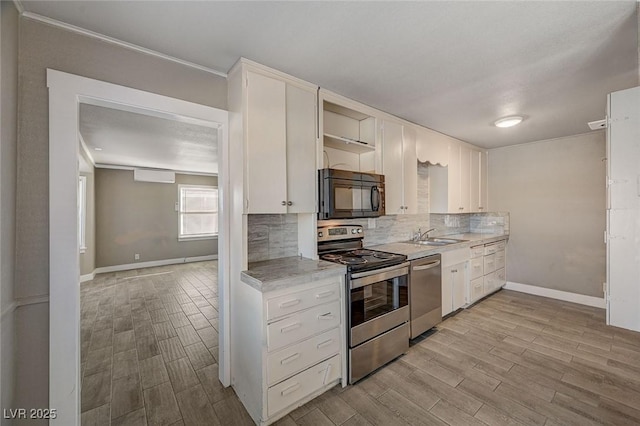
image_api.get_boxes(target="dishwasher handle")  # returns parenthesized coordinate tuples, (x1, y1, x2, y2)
(412, 260, 441, 271)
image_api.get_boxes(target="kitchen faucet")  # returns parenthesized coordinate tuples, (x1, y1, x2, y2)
(413, 227, 436, 241)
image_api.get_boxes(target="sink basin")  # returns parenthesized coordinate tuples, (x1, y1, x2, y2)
(405, 237, 467, 246)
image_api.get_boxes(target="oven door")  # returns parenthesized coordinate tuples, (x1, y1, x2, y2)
(349, 262, 409, 347)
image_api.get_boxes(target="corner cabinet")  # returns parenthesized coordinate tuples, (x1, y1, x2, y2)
(235, 275, 345, 425)
(382, 120, 417, 214)
(229, 60, 318, 214)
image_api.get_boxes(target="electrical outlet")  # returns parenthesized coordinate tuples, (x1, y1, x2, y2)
(368, 218, 376, 229)
(135, 253, 140, 261)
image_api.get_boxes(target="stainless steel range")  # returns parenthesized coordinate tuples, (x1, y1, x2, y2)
(318, 224, 409, 383)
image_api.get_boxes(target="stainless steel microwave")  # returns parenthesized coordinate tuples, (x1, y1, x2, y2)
(318, 168, 385, 219)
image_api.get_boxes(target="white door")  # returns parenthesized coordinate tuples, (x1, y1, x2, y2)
(447, 142, 461, 213)
(479, 150, 488, 212)
(607, 86, 640, 331)
(459, 145, 471, 212)
(246, 71, 287, 213)
(441, 267, 453, 316)
(470, 149, 480, 213)
(451, 263, 467, 311)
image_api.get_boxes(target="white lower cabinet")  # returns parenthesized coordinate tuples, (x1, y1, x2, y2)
(267, 354, 341, 416)
(468, 239, 507, 303)
(234, 275, 345, 425)
(441, 248, 469, 316)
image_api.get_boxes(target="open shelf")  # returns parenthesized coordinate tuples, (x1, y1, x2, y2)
(323, 133, 375, 154)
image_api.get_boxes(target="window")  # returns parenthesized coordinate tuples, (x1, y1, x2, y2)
(178, 185, 218, 240)
(78, 176, 87, 253)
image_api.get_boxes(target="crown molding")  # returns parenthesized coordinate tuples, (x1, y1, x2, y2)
(21, 11, 228, 78)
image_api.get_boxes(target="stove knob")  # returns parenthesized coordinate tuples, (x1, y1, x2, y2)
(351, 229, 356, 234)
(357, 229, 363, 234)
(318, 232, 323, 238)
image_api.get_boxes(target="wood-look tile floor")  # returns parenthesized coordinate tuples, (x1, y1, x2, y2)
(81, 260, 251, 426)
(82, 265, 640, 426)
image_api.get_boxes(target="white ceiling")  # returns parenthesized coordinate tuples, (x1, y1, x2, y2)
(79, 104, 218, 174)
(24, 1, 639, 148)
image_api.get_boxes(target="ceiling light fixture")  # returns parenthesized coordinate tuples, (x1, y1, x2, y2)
(94, 147, 103, 151)
(494, 116, 523, 128)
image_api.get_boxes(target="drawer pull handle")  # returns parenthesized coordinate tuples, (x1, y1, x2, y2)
(318, 313, 335, 320)
(316, 290, 335, 299)
(280, 353, 301, 365)
(281, 382, 301, 396)
(280, 323, 301, 333)
(279, 299, 301, 309)
(316, 339, 334, 349)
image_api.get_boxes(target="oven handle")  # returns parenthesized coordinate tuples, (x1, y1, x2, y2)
(350, 262, 410, 289)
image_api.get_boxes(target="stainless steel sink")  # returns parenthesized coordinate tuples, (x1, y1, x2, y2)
(405, 237, 467, 246)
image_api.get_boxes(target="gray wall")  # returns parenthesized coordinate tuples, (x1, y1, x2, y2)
(95, 169, 218, 268)
(15, 17, 227, 413)
(1, 0, 18, 415)
(488, 131, 606, 298)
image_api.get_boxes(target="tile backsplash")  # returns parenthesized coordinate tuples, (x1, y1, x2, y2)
(247, 214, 298, 262)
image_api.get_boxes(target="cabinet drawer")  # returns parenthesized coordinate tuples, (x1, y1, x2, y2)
(470, 245, 484, 259)
(470, 277, 484, 302)
(267, 354, 341, 417)
(496, 240, 506, 251)
(267, 327, 340, 386)
(470, 258, 484, 280)
(483, 271, 496, 294)
(266, 281, 340, 321)
(484, 253, 496, 274)
(495, 250, 505, 270)
(484, 243, 498, 256)
(267, 300, 341, 352)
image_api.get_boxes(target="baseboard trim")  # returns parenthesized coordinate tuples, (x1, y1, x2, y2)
(80, 272, 96, 283)
(504, 281, 606, 309)
(93, 255, 218, 275)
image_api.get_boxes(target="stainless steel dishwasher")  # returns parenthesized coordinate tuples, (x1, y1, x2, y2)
(409, 254, 442, 339)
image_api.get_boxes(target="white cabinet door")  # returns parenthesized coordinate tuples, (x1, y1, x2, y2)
(382, 120, 405, 214)
(246, 71, 287, 213)
(442, 262, 467, 315)
(447, 142, 461, 213)
(402, 125, 418, 214)
(479, 150, 488, 212)
(470, 149, 488, 213)
(451, 262, 467, 311)
(459, 145, 471, 212)
(286, 84, 317, 213)
(441, 268, 453, 316)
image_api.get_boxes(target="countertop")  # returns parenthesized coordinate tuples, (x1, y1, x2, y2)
(373, 233, 509, 261)
(241, 233, 508, 291)
(241, 256, 346, 293)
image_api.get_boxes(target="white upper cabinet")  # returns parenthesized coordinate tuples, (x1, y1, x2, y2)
(470, 149, 488, 212)
(382, 120, 417, 214)
(430, 139, 487, 214)
(240, 66, 318, 214)
(246, 71, 288, 213)
(285, 84, 317, 213)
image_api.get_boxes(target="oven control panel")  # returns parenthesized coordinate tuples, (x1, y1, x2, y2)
(317, 225, 364, 242)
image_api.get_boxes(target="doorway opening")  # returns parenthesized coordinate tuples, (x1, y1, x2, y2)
(48, 70, 230, 425)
